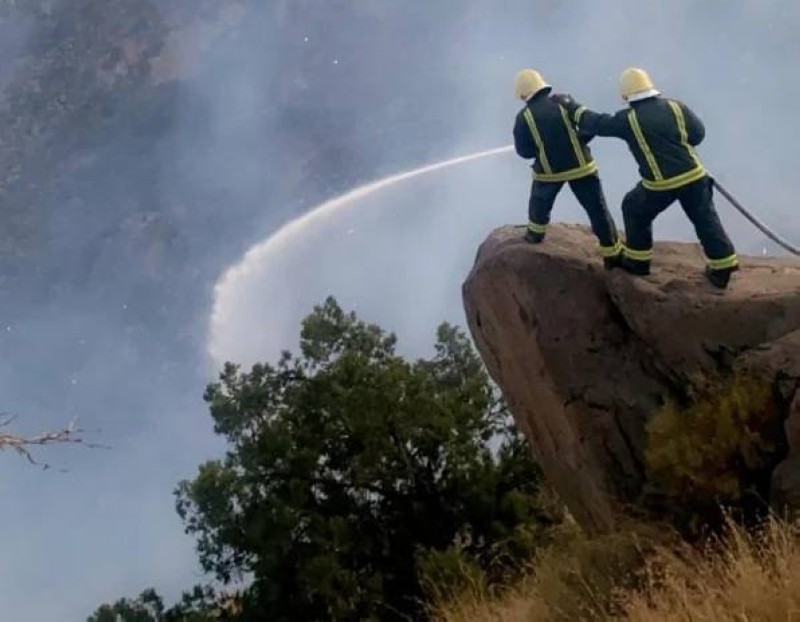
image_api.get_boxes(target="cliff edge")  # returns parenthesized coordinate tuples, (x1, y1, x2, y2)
(463, 224, 800, 531)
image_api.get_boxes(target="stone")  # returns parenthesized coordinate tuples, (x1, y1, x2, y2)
(463, 224, 800, 530)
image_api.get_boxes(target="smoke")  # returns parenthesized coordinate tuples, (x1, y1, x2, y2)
(211, 0, 800, 365)
(0, 1, 798, 620)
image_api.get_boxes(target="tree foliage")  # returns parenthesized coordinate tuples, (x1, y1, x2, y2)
(91, 298, 556, 620)
(87, 588, 166, 622)
(87, 586, 233, 622)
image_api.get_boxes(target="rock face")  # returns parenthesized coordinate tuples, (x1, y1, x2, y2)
(463, 224, 800, 531)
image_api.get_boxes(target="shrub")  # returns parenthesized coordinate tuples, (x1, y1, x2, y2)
(645, 374, 780, 516)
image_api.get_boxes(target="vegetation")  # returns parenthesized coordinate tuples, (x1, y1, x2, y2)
(89, 297, 558, 620)
(89, 301, 799, 621)
(87, 586, 229, 622)
(434, 515, 800, 622)
(645, 373, 784, 530)
(433, 373, 800, 622)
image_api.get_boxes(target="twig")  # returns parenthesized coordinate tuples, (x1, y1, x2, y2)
(0, 417, 108, 470)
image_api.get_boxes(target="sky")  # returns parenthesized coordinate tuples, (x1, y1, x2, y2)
(1, 2, 799, 620)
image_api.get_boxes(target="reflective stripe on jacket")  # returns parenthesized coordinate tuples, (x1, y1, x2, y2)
(575, 97, 706, 191)
(513, 91, 598, 182)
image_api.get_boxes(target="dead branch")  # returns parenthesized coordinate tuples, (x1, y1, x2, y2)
(0, 415, 107, 470)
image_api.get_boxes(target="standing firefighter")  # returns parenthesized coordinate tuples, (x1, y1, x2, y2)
(512, 69, 622, 268)
(558, 68, 739, 288)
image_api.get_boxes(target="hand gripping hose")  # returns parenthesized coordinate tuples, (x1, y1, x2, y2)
(712, 178, 800, 256)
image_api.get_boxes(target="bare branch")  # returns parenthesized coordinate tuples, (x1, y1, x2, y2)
(0, 418, 108, 470)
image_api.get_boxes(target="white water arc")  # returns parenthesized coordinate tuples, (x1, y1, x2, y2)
(208, 143, 515, 363)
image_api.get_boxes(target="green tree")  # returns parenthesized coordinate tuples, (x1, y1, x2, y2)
(87, 588, 165, 622)
(87, 586, 228, 622)
(175, 297, 555, 621)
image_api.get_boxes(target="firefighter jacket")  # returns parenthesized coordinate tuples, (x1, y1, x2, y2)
(571, 96, 707, 191)
(513, 90, 598, 183)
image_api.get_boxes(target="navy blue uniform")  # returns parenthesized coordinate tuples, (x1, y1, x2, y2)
(513, 90, 620, 257)
(567, 96, 737, 273)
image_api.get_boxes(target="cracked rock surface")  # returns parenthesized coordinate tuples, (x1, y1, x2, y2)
(463, 224, 800, 531)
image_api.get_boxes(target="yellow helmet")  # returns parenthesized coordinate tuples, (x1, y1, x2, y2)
(514, 69, 551, 101)
(619, 67, 659, 102)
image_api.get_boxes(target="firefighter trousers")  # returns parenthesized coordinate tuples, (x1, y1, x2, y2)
(528, 174, 619, 253)
(621, 176, 737, 269)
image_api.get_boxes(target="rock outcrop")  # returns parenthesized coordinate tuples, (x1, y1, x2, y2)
(463, 224, 800, 531)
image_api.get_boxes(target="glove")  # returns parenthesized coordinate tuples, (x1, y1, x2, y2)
(552, 93, 583, 120)
(550, 92, 575, 107)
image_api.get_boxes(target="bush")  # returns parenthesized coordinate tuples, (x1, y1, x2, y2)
(645, 373, 782, 524)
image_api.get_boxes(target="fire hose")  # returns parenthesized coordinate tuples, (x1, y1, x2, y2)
(712, 179, 800, 256)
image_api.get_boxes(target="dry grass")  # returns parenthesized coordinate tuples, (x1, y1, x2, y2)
(433, 516, 800, 622)
(625, 516, 800, 621)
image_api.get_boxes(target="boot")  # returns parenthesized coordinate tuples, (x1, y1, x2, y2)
(524, 230, 545, 244)
(603, 253, 623, 271)
(620, 256, 650, 276)
(705, 265, 739, 289)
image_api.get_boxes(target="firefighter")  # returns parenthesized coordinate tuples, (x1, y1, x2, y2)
(555, 68, 739, 289)
(512, 69, 622, 268)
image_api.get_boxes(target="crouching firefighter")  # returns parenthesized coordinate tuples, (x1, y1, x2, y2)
(512, 69, 622, 268)
(556, 67, 739, 289)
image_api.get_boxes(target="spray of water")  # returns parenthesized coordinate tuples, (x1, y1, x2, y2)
(208, 144, 515, 362)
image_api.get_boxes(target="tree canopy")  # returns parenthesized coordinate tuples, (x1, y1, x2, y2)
(90, 298, 557, 621)
(87, 586, 227, 622)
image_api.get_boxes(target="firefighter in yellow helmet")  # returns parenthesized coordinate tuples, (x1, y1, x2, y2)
(512, 69, 622, 268)
(554, 68, 739, 289)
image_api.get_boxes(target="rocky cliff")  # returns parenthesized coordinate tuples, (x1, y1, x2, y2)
(463, 224, 800, 532)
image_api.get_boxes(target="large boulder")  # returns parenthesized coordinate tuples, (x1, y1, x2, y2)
(463, 224, 800, 531)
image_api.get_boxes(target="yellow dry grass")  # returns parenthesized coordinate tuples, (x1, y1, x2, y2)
(433, 516, 800, 622)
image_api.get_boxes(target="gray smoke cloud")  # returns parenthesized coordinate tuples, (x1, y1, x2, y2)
(213, 0, 800, 365)
(0, 2, 797, 620)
